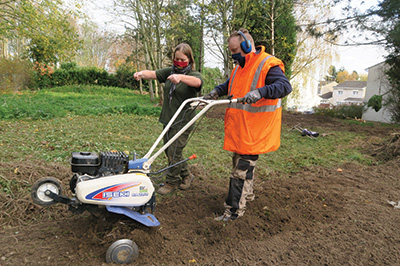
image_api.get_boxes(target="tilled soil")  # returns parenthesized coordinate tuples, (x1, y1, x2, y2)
(1, 109, 400, 265)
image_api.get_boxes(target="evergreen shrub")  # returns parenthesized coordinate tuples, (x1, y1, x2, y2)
(314, 104, 364, 119)
(33, 62, 128, 89)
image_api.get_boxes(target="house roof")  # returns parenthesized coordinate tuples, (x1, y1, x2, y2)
(320, 91, 333, 99)
(366, 61, 386, 70)
(344, 97, 364, 101)
(334, 81, 367, 89)
(319, 81, 336, 87)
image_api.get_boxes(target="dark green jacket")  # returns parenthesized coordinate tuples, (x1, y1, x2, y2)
(156, 67, 203, 129)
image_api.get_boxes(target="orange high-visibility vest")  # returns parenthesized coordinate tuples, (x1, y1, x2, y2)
(224, 46, 285, 155)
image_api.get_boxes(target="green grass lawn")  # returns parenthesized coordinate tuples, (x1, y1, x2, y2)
(0, 85, 161, 120)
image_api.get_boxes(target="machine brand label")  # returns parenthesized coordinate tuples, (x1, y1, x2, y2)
(85, 182, 141, 201)
(132, 186, 149, 197)
(131, 192, 149, 197)
(103, 191, 130, 198)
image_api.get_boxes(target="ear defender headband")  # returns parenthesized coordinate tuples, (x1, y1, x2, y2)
(238, 31, 252, 54)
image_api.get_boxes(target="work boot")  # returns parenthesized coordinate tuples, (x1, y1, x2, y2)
(214, 210, 238, 222)
(179, 174, 194, 190)
(157, 183, 176, 195)
(246, 193, 255, 201)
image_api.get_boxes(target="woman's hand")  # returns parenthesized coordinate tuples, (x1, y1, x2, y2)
(167, 74, 182, 84)
(133, 71, 143, 81)
(168, 74, 202, 88)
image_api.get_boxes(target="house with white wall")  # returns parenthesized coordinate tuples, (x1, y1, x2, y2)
(362, 62, 393, 123)
(318, 81, 337, 106)
(332, 81, 366, 106)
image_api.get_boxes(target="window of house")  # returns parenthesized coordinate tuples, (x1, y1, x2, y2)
(338, 90, 343, 95)
(353, 90, 359, 96)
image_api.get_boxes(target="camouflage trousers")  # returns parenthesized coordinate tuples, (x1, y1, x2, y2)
(224, 153, 259, 218)
(163, 126, 191, 185)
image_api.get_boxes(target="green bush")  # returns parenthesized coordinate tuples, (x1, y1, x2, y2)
(33, 62, 135, 89)
(367, 94, 383, 112)
(31, 61, 226, 93)
(46, 65, 114, 87)
(0, 58, 34, 93)
(314, 104, 364, 119)
(60, 62, 77, 70)
(115, 63, 140, 90)
(201, 67, 225, 95)
(33, 62, 53, 88)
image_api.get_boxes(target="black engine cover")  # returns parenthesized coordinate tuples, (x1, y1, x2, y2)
(70, 152, 100, 175)
(70, 151, 128, 176)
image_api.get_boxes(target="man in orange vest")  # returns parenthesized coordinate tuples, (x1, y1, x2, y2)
(204, 28, 292, 222)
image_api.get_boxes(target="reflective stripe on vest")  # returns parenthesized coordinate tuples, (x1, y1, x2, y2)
(229, 98, 281, 113)
(228, 65, 240, 96)
(249, 55, 272, 91)
(228, 55, 281, 113)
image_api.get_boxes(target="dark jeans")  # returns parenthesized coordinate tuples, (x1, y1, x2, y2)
(163, 126, 191, 185)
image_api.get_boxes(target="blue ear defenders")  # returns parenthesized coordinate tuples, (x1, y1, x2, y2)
(238, 31, 252, 54)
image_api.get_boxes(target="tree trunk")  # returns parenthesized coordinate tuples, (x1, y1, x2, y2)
(135, 32, 143, 95)
(199, 0, 205, 74)
(144, 47, 155, 101)
(1, 39, 9, 58)
(271, 0, 276, 55)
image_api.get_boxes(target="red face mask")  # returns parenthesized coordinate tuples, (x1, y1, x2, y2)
(173, 60, 188, 68)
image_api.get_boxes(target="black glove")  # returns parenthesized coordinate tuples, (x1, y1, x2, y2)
(203, 89, 219, 100)
(244, 89, 262, 104)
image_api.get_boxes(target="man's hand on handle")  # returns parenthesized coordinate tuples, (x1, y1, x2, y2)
(203, 89, 219, 100)
(203, 88, 260, 104)
(243, 89, 262, 104)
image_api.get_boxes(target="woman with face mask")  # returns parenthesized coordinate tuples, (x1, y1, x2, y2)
(134, 43, 203, 195)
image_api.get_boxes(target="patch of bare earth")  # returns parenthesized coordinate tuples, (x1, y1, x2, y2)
(1, 110, 400, 265)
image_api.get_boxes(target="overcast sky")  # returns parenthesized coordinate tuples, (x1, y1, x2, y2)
(335, 44, 386, 75)
(331, 0, 386, 74)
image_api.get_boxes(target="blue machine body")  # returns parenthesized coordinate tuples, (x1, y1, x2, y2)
(128, 158, 149, 170)
(106, 206, 160, 227)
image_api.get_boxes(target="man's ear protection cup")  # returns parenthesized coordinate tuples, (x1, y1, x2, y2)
(238, 31, 251, 54)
